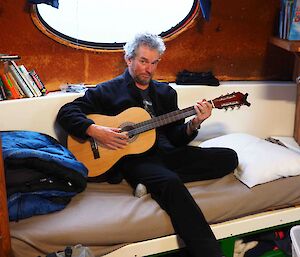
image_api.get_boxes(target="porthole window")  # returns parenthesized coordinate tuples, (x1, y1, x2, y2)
(31, 0, 200, 51)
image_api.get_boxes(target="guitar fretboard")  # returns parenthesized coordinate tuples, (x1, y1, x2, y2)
(127, 106, 196, 137)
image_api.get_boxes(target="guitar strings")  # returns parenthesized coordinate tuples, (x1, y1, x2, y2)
(129, 106, 196, 136)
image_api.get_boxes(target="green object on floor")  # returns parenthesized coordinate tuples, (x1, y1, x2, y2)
(260, 249, 288, 257)
(220, 237, 236, 257)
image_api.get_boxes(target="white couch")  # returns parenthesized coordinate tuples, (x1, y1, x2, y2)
(1, 81, 299, 257)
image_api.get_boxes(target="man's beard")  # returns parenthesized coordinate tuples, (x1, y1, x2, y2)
(134, 73, 152, 85)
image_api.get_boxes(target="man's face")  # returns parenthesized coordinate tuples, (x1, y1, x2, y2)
(126, 45, 161, 87)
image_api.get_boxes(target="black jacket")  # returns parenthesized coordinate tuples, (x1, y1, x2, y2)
(57, 69, 197, 149)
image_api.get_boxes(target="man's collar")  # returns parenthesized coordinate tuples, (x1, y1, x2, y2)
(124, 68, 135, 85)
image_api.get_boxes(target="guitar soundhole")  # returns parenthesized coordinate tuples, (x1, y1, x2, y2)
(120, 122, 138, 143)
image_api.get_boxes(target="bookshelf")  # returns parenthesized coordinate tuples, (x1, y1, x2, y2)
(0, 57, 48, 101)
(270, 37, 300, 144)
(270, 37, 300, 52)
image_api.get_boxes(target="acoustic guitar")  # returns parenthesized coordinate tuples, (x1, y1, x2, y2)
(68, 92, 250, 177)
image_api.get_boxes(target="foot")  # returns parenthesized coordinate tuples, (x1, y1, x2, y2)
(134, 183, 147, 198)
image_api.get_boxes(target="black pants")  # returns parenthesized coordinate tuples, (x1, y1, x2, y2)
(120, 145, 238, 257)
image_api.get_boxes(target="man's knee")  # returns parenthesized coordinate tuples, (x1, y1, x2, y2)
(228, 148, 239, 169)
(164, 173, 182, 187)
(222, 148, 239, 172)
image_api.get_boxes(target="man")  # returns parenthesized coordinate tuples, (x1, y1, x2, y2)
(57, 32, 238, 257)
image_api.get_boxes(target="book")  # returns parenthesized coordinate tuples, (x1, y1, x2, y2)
(9, 61, 39, 97)
(278, 0, 295, 39)
(0, 78, 6, 100)
(0, 54, 20, 61)
(288, 0, 300, 40)
(0, 73, 20, 99)
(8, 64, 34, 98)
(18, 65, 42, 97)
(29, 69, 48, 95)
(6, 71, 26, 98)
(9, 60, 36, 96)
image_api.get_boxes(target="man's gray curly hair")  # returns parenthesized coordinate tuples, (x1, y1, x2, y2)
(124, 32, 166, 60)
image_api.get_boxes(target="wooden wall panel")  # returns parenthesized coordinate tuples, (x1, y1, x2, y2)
(0, 0, 294, 91)
(0, 138, 12, 257)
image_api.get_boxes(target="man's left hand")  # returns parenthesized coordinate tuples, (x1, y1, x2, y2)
(190, 100, 212, 130)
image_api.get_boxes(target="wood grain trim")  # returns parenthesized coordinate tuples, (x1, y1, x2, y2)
(30, 4, 200, 52)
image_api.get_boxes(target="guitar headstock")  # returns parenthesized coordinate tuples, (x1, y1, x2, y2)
(212, 92, 251, 110)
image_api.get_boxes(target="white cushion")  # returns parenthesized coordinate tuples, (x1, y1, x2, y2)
(199, 133, 300, 187)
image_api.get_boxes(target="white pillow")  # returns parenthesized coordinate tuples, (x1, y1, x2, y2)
(199, 133, 300, 188)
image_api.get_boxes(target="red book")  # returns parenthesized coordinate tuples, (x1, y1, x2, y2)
(0, 73, 20, 99)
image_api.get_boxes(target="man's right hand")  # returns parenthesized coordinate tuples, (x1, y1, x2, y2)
(86, 124, 129, 150)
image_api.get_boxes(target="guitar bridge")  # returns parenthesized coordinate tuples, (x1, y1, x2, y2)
(89, 138, 100, 159)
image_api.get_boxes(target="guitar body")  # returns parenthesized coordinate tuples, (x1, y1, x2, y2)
(67, 107, 156, 177)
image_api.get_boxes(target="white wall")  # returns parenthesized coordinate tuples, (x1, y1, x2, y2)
(173, 81, 296, 141)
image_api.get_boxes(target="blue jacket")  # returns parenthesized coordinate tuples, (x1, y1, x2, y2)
(2, 130, 88, 221)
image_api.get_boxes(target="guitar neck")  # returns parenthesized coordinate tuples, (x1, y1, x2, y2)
(125, 90, 251, 138)
(127, 105, 197, 137)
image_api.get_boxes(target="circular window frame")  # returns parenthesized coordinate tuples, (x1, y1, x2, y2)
(30, 1, 200, 52)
